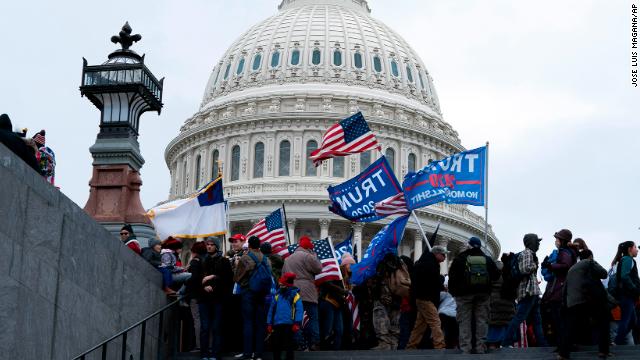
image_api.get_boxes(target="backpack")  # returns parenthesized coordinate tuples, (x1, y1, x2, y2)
(247, 251, 273, 294)
(465, 255, 490, 288)
(509, 252, 525, 282)
(388, 262, 411, 298)
(500, 252, 520, 300)
(541, 250, 558, 282)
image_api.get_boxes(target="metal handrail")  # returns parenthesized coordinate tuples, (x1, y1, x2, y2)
(71, 297, 182, 360)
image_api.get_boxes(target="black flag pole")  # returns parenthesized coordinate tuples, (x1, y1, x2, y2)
(424, 222, 441, 253)
(282, 202, 291, 246)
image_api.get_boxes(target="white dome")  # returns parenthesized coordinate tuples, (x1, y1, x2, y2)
(165, 0, 500, 260)
(201, 0, 441, 114)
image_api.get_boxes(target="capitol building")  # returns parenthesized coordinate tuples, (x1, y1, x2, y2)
(164, 0, 500, 263)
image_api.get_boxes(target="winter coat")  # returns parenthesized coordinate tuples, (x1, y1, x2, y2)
(617, 256, 640, 299)
(269, 254, 284, 281)
(542, 247, 577, 303)
(438, 291, 456, 317)
(448, 247, 499, 297)
(411, 251, 443, 304)
(234, 248, 263, 288)
(282, 247, 322, 303)
(267, 287, 304, 326)
(202, 252, 234, 301)
(124, 236, 141, 255)
(160, 249, 183, 273)
(185, 254, 206, 302)
(0, 120, 40, 172)
(141, 247, 161, 268)
(489, 275, 516, 326)
(564, 258, 608, 308)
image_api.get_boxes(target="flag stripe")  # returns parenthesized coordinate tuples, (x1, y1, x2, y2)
(374, 193, 409, 216)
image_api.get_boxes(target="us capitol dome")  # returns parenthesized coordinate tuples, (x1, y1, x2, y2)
(164, 0, 500, 263)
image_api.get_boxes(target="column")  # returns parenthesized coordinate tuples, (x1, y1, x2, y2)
(287, 218, 297, 244)
(413, 230, 423, 262)
(319, 218, 331, 239)
(352, 222, 364, 261)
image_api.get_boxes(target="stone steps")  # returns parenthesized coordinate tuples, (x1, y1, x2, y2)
(175, 346, 640, 359)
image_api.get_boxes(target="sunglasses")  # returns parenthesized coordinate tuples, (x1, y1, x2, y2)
(120, 232, 129, 235)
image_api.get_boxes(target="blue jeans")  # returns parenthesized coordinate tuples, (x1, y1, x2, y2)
(241, 290, 267, 358)
(199, 301, 223, 358)
(501, 295, 547, 347)
(398, 310, 416, 350)
(319, 299, 343, 350)
(615, 294, 637, 345)
(300, 301, 319, 348)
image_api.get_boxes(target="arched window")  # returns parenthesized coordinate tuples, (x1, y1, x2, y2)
(231, 145, 240, 181)
(408, 153, 417, 173)
(418, 71, 426, 90)
(305, 140, 318, 176)
(279, 140, 290, 176)
(254, 142, 264, 178)
(333, 157, 344, 177)
(291, 49, 300, 65)
(213, 66, 221, 85)
(360, 151, 371, 170)
(333, 50, 342, 66)
(373, 55, 382, 73)
(390, 60, 399, 77)
(211, 150, 219, 179)
(271, 51, 280, 67)
(194, 155, 201, 190)
(252, 53, 262, 71)
(236, 57, 245, 75)
(354, 52, 363, 69)
(406, 65, 414, 83)
(223, 63, 231, 80)
(385, 148, 395, 172)
(312, 49, 321, 65)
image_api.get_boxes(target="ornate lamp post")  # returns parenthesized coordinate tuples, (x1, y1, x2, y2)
(80, 22, 164, 243)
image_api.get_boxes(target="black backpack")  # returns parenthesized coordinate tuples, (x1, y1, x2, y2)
(500, 252, 522, 300)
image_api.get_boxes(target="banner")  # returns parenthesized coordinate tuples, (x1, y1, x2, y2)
(350, 215, 410, 285)
(147, 177, 227, 239)
(334, 233, 353, 264)
(403, 146, 486, 210)
(327, 156, 402, 222)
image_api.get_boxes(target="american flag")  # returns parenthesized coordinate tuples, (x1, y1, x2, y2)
(346, 292, 360, 331)
(246, 209, 289, 257)
(286, 238, 342, 284)
(374, 192, 409, 216)
(310, 112, 381, 166)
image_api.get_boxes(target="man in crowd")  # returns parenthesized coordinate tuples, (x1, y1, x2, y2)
(120, 224, 141, 255)
(448, 237, 499, 354)
(406, 245, 448, 349)
(282, 236, 322, 350)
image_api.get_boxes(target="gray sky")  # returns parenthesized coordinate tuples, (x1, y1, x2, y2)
(1, 0, 638, 267)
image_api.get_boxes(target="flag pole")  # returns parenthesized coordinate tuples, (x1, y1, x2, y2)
(484, 141, 489, 246)
(411, 210, 431, 252)
(282, 202, 291, 246)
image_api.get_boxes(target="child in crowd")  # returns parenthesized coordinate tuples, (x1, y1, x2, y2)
(267, 272, 304, 360)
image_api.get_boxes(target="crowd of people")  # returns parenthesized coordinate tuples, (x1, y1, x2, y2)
(0, 113, 56, 184)
(120, 223, 640, 360)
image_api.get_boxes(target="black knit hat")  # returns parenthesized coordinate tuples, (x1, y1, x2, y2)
(121, 224, 134, 236)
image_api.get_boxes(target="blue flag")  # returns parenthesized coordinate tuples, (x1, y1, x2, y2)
(350, 215, 410, 285)
(327, 156, 402, 222)
(334, 233, 353, 264)
(403, 146, 486, 210)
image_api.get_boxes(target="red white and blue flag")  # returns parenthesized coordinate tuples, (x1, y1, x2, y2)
(310, 112, 381, 166)
(246, 208, 289, 257)
(374, 192, 409, 217)
(346, 291, 360, 331)
(286, 238, 342, 285)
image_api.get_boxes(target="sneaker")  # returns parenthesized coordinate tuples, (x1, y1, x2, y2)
(233, 353, 244, 359)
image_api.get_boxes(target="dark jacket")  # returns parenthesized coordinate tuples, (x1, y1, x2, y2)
(185, 254, 207, 302)
(489, 274, 515, 325)
(617, 256, 640, 299)
(411, 251, 443, 304)
(0, 124, 39, 172)
(565, 259, 608, 308)
(203, 252, 234, 301)
(141, 247, 162, 268)
(543, 247, 577, 303)
(448, 247, 499, 297)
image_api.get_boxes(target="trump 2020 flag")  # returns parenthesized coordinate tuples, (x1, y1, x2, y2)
(147, 177, 227, 240)
(350, 214, 410, 285)
(327, 156, 401, 223)
(310, 112, 381, 166)
(334, 233, 353, 264)
(403, 146, 486, 210)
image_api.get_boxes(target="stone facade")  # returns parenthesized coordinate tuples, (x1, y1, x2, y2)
(0, 143, 167, 359)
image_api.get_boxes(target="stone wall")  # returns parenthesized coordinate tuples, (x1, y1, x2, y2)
(0, 142, 167, 359)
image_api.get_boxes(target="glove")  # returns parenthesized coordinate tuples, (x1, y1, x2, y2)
(292, 324, 300, 333)
(267, 325, 273, 334)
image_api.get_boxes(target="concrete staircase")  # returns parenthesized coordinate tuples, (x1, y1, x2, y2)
(176, 346, 640, 359)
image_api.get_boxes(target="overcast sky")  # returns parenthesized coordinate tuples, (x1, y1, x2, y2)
(1, 0, 638, 267)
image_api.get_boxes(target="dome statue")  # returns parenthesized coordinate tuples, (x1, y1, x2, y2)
(164, 0, 500, 261)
